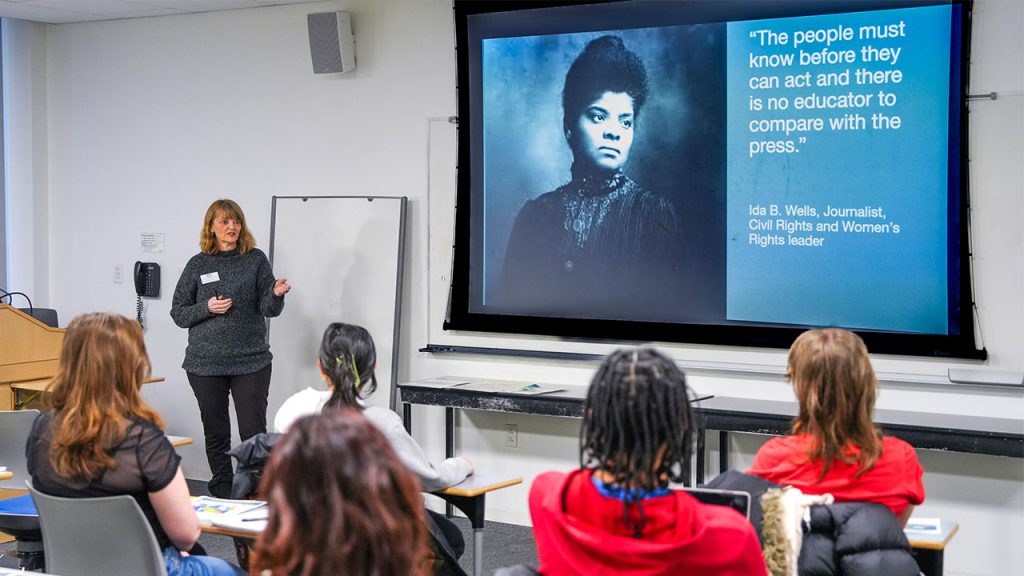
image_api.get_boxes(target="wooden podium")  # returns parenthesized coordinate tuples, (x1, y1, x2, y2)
(0, 304, 64, 411)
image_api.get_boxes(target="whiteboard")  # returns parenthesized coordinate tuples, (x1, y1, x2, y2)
(268, 196, 407, 416)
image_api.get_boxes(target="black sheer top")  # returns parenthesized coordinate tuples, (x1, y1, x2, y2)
(26, 411, 182, 549)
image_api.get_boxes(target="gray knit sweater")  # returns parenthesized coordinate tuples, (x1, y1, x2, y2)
(170, 248, 285, 376)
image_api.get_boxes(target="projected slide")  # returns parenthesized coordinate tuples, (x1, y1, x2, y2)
(725, 5, 951, 333)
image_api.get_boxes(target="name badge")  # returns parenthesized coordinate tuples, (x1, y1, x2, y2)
(200, 272, 220, 284)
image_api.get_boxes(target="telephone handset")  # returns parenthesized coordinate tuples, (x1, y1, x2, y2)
(134, 262, 161, 297)
(134, 261, 160, 330)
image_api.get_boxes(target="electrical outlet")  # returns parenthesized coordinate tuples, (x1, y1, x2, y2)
(504, 424, 518, 448)
(113, 264, 123, 284)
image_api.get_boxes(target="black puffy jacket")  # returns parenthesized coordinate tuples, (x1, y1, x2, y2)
(799, 502, 920, 576)
(705, 470, 920, 576)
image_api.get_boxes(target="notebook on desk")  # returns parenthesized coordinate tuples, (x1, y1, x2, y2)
(210, 505, 269, 533)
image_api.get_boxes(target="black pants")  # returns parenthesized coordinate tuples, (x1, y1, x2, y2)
(187, 365, 272, 497)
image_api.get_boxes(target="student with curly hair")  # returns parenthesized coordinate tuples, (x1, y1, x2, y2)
(529, 348, 766, 575)
(250, 410, 429, 576)
(748, 328, 925, 525)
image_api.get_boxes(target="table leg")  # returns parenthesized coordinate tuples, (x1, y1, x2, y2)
(696, 423, 706, 485)
(914, 548, 943, 576)
(403, 402, 412, 433)
(438, 491, 486, 576)
(473, 528, 484, 576)
(719, 431, 730, 473)
(231, 537, 251, 571)
(446, 407, 454, 518)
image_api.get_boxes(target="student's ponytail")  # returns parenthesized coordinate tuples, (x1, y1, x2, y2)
(320, 323, 378, 411)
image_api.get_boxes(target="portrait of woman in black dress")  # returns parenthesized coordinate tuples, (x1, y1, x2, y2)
(498, 35, 689, 321)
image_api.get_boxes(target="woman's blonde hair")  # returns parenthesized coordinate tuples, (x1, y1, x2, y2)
(788, 328, 882, 479)
(199, 198, 256, 254)
(45, 313, 163, 480)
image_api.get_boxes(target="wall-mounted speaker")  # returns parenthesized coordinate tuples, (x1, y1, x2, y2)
(308, 11, 355, 74)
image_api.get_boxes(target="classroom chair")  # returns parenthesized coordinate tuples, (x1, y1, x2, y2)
(0, 410, 43, 570)
(28, 482, 168, 576)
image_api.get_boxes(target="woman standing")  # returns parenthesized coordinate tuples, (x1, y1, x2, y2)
(171, 198, 290, 498)
(27, 313, 243, 576)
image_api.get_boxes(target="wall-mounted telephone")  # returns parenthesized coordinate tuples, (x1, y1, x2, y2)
(134, 261, 160, 330)
(134, 261, 161, 297)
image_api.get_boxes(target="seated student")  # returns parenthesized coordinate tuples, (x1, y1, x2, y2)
(530, 348, 767, 576)
(250, 410, 429, 576)
(274, 322, 473, 557)
(747, 328, 925, 525)
(26, 313, 243, 576)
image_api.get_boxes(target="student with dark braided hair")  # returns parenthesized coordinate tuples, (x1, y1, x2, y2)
(273, 322, 473, 559)
(529, 348, 767, 575)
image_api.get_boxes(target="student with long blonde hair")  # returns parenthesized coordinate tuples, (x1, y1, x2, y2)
(748, 328, 925, 525)
(26, 313, 243, 575)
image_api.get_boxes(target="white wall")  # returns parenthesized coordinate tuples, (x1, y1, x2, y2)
(2, 18, 47, 296)
(3, 1, 1022, 574)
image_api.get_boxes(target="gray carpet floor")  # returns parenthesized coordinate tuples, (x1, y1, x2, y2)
(2, 479, 538, 575)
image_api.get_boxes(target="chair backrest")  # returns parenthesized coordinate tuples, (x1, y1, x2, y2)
(28, 482, 168, 576)
(17, 308, 58, 327)
(0, 409, 40, 489)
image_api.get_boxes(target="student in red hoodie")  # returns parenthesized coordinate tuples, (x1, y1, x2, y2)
(529, 348, 767, 576)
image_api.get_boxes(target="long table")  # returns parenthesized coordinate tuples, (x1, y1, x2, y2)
(699, 396, 1024, 482)
(398, 382, 711, 485)
(399, 382, 1024, 487)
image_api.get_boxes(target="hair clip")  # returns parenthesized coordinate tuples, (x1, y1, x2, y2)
(351, 355, 362, 391)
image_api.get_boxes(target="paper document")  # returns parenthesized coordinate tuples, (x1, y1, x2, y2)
(191, 496, 266, 523)
(408, 376, 472, 388)
(210, 505, 269, 533)
(904, 517, 941, 534)
(456, 380, 565, 395)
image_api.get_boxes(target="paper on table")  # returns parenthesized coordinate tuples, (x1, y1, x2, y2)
(515, 383, 566, 395)
(456, 380, 565, 395)
(211, 506, 269, 533)
(191, 496, 266, 523)
(904, 517, 941, 534)
(409, 376, 472, 388)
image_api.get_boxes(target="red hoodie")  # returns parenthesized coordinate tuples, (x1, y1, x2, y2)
(529, 469, 768, 576)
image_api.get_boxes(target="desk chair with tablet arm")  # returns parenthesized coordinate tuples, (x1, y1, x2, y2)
(29, 482, 167, 576)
